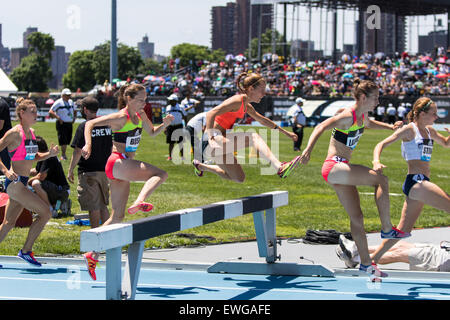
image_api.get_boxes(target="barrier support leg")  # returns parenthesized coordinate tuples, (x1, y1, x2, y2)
(122, 240, 145, 300)
(253, 209, 278, 263)
(105, 247, 122, 300)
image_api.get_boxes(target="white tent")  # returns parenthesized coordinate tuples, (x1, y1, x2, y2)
(0, 68, 18, 97)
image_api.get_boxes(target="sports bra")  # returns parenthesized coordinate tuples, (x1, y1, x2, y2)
(113, 108, 143, 152)
(9, 125, 38, 161)
(332, 108, 365, 150)
(214, 96, 247, 130)
(401, 122, 433, 162)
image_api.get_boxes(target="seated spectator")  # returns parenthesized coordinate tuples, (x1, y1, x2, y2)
(29, 136, 70, 217)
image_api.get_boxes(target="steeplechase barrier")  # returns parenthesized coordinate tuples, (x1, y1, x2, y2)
(80, 191, 334, 300)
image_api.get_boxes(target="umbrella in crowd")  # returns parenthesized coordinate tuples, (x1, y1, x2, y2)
(436, 73, 449, 79)
(342, 73, 353, 79)
(45, 98, 54, 105)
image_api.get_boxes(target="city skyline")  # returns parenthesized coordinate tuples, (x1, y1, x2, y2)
(0, 1, 448, 57)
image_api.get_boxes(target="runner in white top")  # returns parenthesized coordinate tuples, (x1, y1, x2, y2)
(371, 97, 450, 264)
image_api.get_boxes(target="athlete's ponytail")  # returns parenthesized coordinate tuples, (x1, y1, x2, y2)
(236, 72, 265, 94)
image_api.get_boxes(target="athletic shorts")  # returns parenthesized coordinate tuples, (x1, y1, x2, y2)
(408, 243, 450, 272)
(56, 122, 73, 145)
(402, 174, 430, 197)
(105, 152, 127, 180)
(321, 156, 349, 183)
(4, 176, 29, 193)
(77, 171, 109, 211)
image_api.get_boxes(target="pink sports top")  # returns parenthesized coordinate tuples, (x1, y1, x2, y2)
(9, 125, 38, 161)
(214, 96, 247, 130)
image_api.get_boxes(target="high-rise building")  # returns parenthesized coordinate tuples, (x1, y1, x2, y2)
(138, 34, 155, 60)
(363, 13, 406, 56)
(23, 27, 38, 48)
(211, 0, 273, 55)
(0, 24, 11, 73)
(418, 30, 447, 54)
(48, 46, 70, 89)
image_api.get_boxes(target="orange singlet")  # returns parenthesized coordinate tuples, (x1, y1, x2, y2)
(214, 96, 247, 130)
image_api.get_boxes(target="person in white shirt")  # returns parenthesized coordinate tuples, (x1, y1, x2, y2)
(290, 97, 307, 151)
(165, 94, 187, 161)
(180, 92, 200, 123)
(386, 103, 397, 124)
(48, 88, 76, 160)
(186, 112, 207, 162)
(397, 103, 407, 122)
(375, 105, 385, 122)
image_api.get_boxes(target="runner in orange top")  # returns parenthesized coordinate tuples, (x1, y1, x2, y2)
(192, 72, 301, 182)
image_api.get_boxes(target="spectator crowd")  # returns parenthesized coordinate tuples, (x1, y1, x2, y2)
(129, 49, 449, 100)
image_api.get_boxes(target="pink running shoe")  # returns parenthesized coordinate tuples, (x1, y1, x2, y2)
(83, 252, 99, 281)
(127, 202, 154, 215)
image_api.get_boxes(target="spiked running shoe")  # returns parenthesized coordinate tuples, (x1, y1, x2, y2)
(127, 202, 154, 215)
(18, 250, 41, 267)
(84, 252, 99, 281)
(359, 263, 388, 282)
(192, 159, 203, 177)
(277, 156, 301, 179)
(381, 227, 411, 239)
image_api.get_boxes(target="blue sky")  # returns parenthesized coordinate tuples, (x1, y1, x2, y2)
(0, 1, 447, 56)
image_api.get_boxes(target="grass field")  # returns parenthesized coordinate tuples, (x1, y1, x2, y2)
(0, 121, 448, 256)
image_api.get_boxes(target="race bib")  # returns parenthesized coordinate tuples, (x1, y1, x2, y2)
(347, 128, 364, 150)
(420, 139, 433, 162)
(125, 128, 142, 152)
(24, 139, 38, 160)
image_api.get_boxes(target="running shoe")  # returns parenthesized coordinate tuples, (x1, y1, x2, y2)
(192, 159, 203, 177)
(18, 250, 41, 267)
(336, 235, 359, 268)
(381, 227, 411, 239)
(84, 252, 99, 281)
(127, 202, 154, 215)
(359, 263, 388, 282)
(277, 156, 301, 179)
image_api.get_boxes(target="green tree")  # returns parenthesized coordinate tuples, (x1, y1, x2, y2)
(27, 32, 55, 60)
(10, 32, 55, 92)
(92, 41, 143, 83)
(62, 50, 96, 92)
(170, 43, 225, 68)
(138, 57, 164, 75)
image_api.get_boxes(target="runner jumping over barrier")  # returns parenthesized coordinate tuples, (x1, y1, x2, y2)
(81, 83, 174, 280)
(193, 72, 301, 182)
(299, 78, 408, 282)
(370, 97, 450, 264)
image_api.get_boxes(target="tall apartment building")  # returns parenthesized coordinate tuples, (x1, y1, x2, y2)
(211, 0, 273, 55)
(418, 30, 447, 54)
(0, 24, 11, 73)
(362, 12, 406, 56)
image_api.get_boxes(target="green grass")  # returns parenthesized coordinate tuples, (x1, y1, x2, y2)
(0, 121, 449, 256)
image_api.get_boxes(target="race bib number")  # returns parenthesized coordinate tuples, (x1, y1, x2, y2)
(24, 139, 38, 160)
(420, 139, 433, 162)
(125, 128, 142, 152)
(347, 128, 364, 150)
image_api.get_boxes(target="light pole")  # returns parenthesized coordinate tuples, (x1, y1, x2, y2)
(110, 0, 118, 83)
